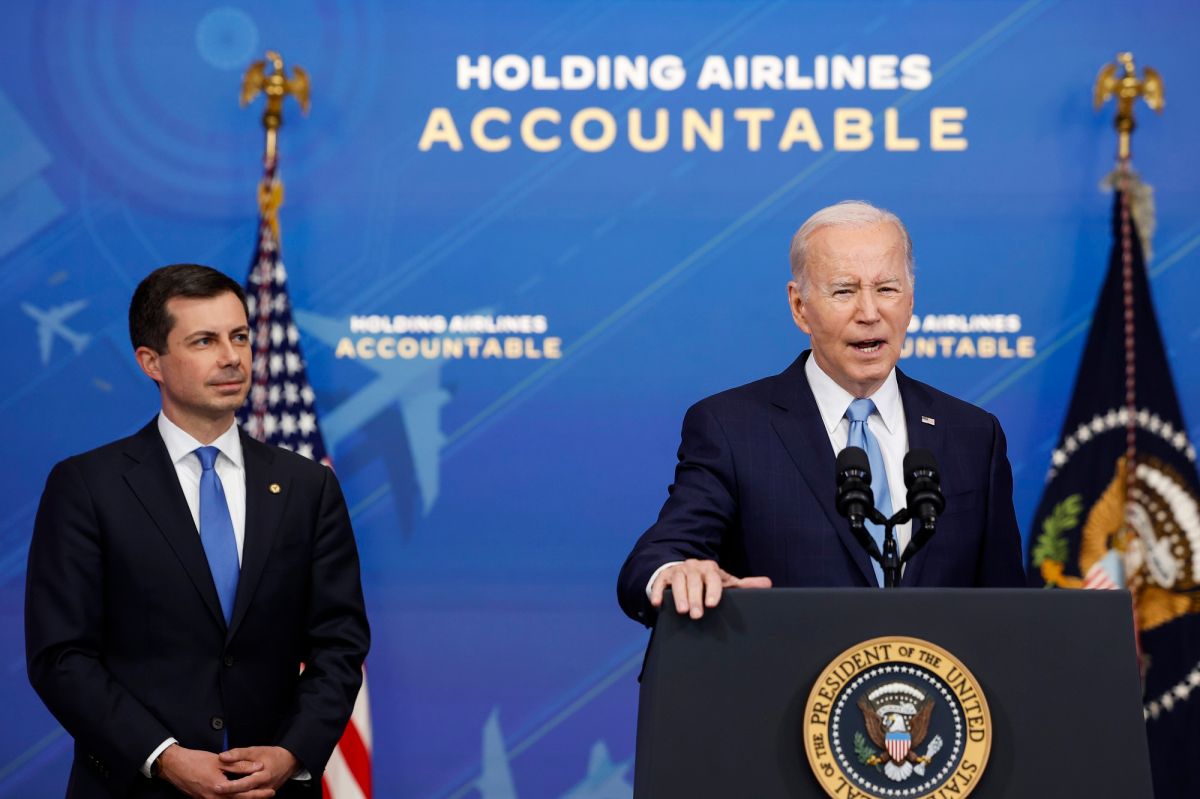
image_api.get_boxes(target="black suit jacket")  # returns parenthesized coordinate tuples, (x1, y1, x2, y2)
(618, 352, 1025, 623)
(26, 420, 370, 797)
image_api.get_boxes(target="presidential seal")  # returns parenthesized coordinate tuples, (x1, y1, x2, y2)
(803, 636, 991, 799)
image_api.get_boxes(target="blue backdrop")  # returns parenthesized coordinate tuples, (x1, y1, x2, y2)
(2, 1, 1199, 796)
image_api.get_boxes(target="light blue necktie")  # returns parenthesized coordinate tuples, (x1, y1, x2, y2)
(195, 446, 240, 624)
(845, 399, 892, 587)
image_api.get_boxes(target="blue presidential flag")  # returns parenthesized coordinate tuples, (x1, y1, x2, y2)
(1029, 178, 1200, 799)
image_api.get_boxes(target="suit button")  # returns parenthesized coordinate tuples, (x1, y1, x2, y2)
(211, 716, 225, 731)
(224, 654, 235, 667)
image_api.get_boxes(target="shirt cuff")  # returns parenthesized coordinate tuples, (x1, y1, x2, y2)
(142, 737, 178, 778)
(293, 769, 312, 781)
(646, 561, 684, 599)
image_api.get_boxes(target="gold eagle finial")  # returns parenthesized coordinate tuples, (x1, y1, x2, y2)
(1094, 52, 1164, 160)
(240, 51, 310, 166)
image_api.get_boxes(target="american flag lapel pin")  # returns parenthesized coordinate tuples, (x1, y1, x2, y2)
(921, 416, 936, 426)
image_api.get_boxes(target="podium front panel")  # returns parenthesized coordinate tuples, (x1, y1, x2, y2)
(635, 588, 1152, 798)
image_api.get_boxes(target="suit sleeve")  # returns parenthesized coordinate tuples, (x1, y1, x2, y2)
(974, 414, 1027, 587)
(617, 401, 739, 624)
(25, 459, 171, 786)
(274, 465, 370, 775)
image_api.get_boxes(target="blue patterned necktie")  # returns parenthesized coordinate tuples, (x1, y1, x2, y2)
(845, 399, 893, 587)
(194, 446, 240, 624)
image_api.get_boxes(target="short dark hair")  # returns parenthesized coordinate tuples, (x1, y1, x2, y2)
(129, 264, 248, 354)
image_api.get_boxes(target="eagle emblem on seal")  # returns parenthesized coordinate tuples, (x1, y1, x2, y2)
(1038, 454, 1200, 633)
(857, 682, 944, 782)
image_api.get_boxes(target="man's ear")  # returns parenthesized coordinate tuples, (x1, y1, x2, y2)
(135, 346, 163, 384)
(787, 281, 812, 334)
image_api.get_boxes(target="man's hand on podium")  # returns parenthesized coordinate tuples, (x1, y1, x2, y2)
(650, 559, 771, 619)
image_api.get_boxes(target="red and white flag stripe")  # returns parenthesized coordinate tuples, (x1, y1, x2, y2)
(886, 738, 910, 762)
(323, 668, 373, 798)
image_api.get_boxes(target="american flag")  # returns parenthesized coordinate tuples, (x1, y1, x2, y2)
(237, 159, 373, 799)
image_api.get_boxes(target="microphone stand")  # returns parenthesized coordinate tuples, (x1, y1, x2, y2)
(837, 447, 943, 589)
(861, 508, 934, 588)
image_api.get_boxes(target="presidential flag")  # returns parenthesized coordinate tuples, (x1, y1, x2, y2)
(237, 158, 374, 799)
(1029, 177, 1200, 798)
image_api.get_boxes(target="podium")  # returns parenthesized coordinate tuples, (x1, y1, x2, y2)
(634, 589, 1152, 798)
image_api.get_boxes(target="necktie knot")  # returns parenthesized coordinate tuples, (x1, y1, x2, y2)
(846, 398, 877, 423)
(195, 446, 220, 472)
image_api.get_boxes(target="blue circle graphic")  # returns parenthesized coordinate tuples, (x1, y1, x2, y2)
(196, 6, 259, 71)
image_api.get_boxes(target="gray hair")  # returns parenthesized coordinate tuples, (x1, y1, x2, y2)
(788, 200, 914, 298)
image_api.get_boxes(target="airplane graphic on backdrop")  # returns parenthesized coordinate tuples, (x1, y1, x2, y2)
(475, 709, 632, 799)
(293, 308, 449, 520)
(22, 300, 90, 365)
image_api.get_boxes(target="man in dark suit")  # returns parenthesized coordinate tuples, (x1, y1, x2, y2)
(26, 264, 369, 797)
(618, 201, 1024, 625)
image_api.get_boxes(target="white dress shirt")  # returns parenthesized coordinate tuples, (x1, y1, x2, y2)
(804, 355, 911, 556)
(646, 356, 912, 597)
(157, 412, 246, 564)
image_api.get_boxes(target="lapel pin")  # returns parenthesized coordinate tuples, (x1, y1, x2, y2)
(921, 416, 936, 426)
(269, 483, 282, 494)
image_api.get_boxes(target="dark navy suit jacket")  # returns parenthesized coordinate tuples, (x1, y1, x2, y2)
(617, 352, 1025, 624)
(26, 420, 370, 797)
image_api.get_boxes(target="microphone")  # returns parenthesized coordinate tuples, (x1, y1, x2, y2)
(902, 449, 945, 562)
(835, 447, 881, 560)
(835, 447, 874, 526)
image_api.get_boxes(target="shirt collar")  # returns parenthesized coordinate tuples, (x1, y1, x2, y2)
(804, 354, 901, 436)
(157, 412, 244, 469)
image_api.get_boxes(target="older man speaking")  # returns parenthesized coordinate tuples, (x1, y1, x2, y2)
(617, 200, 1024, 625)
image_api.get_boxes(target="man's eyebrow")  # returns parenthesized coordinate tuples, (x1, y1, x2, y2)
(183, 326, 249, 340)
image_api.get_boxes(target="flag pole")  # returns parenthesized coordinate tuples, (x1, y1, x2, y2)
(1093, 52, 1165, 667)
(1094, 53, 1164, 522)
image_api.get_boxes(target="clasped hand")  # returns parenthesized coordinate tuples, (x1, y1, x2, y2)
(158, 743, 300, 798)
